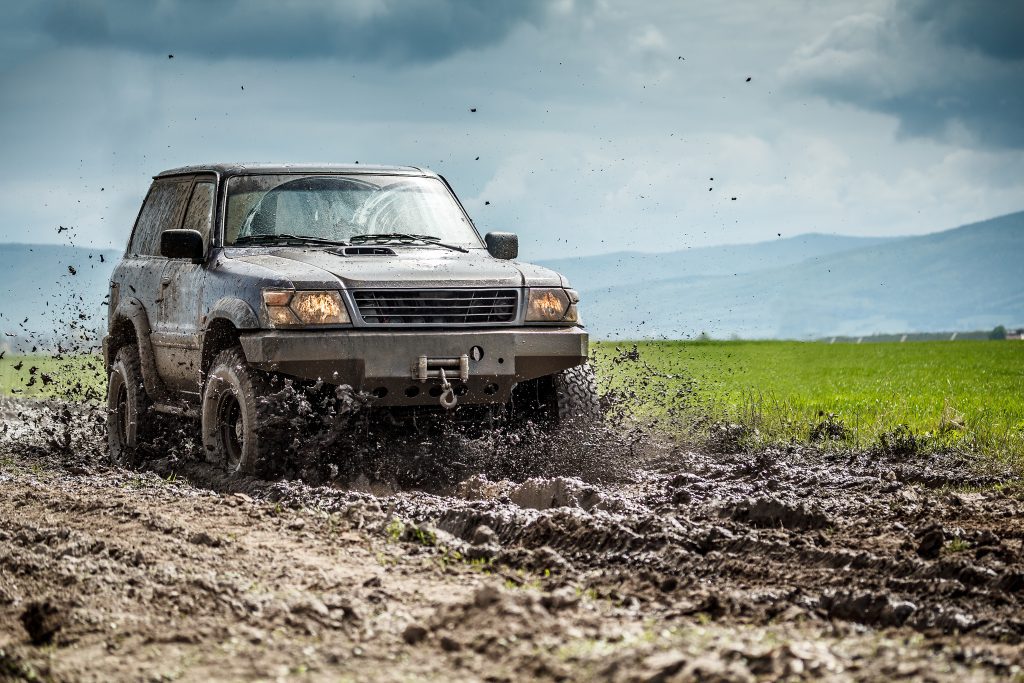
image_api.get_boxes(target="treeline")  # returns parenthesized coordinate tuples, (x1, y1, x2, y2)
(818, 326, 1020, 343)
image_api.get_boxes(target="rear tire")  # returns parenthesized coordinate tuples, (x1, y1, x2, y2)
(201, 347, 290, 477)
(107, 345, 155, 467)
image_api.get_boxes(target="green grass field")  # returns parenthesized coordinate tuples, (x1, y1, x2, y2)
(594, 340, 1024, 467)
(0, 354, 105, 401)
(3, 340, 1022, 468)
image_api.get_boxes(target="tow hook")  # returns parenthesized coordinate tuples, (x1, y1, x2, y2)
(438, 368, 457, 410)
(413, 355, 468, 410)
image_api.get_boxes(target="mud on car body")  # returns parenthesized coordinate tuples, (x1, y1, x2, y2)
(103, 163, 598, 473)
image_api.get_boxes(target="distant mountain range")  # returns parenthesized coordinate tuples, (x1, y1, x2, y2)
(1, 210, 1022, 344)
(540, 233, 898, 290)
(538, 211, 1024, 338)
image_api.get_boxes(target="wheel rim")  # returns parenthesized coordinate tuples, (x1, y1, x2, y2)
(217, 391, 244, 469)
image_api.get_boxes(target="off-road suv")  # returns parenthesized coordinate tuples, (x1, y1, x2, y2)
(104, 163, 598, 473)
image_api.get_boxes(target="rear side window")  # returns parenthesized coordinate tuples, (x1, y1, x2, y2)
(128, 179, 190, 256)
(181, 181, 215, 246)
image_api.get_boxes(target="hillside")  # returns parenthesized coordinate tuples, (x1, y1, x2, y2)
(576, 211, 1024, 338)
(538, 233, 896, 291)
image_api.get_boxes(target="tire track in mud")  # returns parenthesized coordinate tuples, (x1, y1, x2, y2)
(394, 451, 1024, 641)
(3, 397, 1024, 680)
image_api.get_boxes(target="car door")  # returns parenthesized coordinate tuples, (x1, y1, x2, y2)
(117, 177, 191, 360)
(152, 176, 215, 396)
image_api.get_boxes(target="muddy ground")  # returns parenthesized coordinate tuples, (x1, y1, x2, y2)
(2, 396, 1024, 682)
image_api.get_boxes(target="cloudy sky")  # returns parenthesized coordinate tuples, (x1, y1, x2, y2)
(1, 0, 1022, 257)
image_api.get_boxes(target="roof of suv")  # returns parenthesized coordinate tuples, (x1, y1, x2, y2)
(155, 162, 431, 178)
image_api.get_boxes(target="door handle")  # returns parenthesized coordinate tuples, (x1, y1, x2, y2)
(161, 276, 172, 287)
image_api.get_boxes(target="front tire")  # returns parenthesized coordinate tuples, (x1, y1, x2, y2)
(512, 362, 601, 426)
(552, 363, 601, 423)
(107, 345, 155, 467)
(201, 347, 289, 477)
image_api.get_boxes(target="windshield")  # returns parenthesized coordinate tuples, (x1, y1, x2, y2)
(224, 174, 482, 247)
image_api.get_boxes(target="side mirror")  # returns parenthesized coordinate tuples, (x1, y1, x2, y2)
(161, 229, 205, 263)
(485, 232, 518, 260)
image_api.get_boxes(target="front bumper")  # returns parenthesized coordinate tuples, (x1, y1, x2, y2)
(238, 326, 588, 406)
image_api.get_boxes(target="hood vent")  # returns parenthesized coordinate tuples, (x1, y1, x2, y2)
(331, 246, 397, 256)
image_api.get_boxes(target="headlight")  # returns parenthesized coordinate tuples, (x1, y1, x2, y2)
(262, 290, 350, 327)
(525, 288, 579, 323)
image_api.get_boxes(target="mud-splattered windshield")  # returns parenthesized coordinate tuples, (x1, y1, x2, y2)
(224, 174, 482, 247)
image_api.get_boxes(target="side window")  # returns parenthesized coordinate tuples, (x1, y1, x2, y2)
(128, 179, 190, 256)
(127, 186, 156, 255)
(181, 181, 215, 247)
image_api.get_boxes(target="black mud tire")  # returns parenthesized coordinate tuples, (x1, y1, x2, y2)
(201, 347, 289, 478)
(512, 362, 601, 427)
(106, 345, 156, 468)
(553, 363, 601, 424)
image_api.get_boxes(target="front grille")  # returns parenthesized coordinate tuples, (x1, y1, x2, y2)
(353, 289, 518, 325)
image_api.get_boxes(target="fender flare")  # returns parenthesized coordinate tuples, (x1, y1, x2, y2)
(109, 298, 169, 402)
(201, 297, 261, 367)
(206, 297, 260, 330)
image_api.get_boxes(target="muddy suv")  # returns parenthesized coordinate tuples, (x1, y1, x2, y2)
(104, 163, 597, 473)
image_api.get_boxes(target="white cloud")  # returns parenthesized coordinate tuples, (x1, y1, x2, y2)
(782, 0, 1024, 147)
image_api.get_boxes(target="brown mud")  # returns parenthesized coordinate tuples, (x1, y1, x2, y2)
(2, 396, 1024, 682)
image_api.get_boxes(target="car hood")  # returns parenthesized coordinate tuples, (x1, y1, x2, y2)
(224, 246, 567, 290)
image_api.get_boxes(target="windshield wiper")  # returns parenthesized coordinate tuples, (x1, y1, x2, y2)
(233, 233, 349, 246)
(349, 233, 469, 253)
